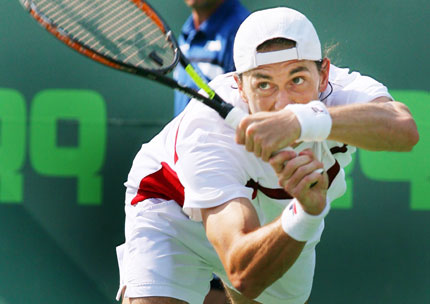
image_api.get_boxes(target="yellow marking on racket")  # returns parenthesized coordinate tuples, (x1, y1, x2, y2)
(185, 64, 215, 99)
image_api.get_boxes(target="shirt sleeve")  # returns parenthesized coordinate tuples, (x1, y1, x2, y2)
(325, 65, 393, 106)
(174, 103, 253, 221)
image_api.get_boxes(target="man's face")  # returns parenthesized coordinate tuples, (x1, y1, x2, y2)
(235, 58, 330, 114)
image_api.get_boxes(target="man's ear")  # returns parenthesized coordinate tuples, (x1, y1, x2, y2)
(318, 58, 331, 92)
(233, 73, 249, 103)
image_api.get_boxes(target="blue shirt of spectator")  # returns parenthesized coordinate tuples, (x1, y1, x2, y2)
(173, 0, 249, 116)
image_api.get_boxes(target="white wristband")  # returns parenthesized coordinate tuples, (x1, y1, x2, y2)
(281, 198, 330, 242)
(285, 100, 332, 142)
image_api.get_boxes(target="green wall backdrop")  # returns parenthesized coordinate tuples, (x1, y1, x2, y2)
(0, 0, 429, 303)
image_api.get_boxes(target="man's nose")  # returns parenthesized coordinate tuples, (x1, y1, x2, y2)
(274, 90, 293, 110)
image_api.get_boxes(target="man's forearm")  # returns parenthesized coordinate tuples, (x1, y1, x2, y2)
(328, 100, 419, 151)
(221, 218, 305, 299)
(203, 198, 306, 299)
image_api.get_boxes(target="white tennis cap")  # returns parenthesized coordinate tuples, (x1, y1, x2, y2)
(233, 7, 322, 74)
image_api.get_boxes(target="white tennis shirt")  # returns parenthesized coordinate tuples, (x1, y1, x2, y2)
(123, 65, 392, 302)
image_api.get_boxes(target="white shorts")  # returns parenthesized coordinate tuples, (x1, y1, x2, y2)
(116, 198, 223, 303)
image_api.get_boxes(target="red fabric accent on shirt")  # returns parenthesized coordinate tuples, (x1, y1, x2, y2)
(131, 162, 185, 206)
(174, 131, 180, 164)
(131, 116, 186, 206)
(245, 161, 341, 200)
(130, 161, 341, 206)
(174, 115, 185, 164)
(132, 137, 346, 206)
(330, 144, 348, 154)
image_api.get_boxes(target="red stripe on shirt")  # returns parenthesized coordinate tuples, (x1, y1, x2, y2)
(330, 144, 348, 154)
(174, 116, 185, 164)
(130, 160, 341, 206)
(246, 161, 341, 200)
(132, 129, 346, 206)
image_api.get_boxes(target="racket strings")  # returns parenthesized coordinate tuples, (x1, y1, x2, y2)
(32, 0, 176, 70)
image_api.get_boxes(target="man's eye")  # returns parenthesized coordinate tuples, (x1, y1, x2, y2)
(292, 77, 304, 85)
(258, 82, 271, 90)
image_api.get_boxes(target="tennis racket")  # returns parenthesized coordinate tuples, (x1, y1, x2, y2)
(19, 0, 323, 182)
(19, 0, 246, 128)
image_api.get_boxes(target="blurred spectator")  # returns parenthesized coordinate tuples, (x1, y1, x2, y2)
(173, 0, 249, 116)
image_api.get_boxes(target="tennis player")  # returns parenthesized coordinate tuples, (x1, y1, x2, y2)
(116, 7, 418, 304)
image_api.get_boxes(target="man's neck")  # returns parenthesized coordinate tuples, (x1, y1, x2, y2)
(191, 0, 225, 29)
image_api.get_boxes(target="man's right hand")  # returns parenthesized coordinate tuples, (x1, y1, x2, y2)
(235, 108, 301, 162)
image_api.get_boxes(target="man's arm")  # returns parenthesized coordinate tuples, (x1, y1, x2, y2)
(201, 149, 327, 299)
(328, 96, 419, 151)
(202, 197, 305, 299)
(236, 97, 419, 161)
